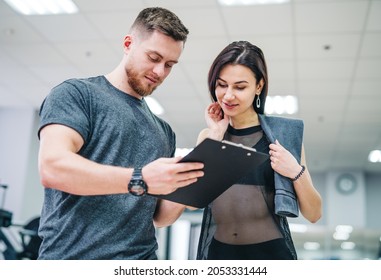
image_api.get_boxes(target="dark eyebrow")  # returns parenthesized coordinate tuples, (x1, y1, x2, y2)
(217, 77, 249, 84)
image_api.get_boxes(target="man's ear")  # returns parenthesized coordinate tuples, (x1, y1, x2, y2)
(123, 35, 132, 49)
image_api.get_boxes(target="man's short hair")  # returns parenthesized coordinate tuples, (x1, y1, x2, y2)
(130, 7, 189, 42)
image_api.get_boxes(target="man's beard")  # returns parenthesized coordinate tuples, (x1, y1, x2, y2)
(126, 68, 159, 98)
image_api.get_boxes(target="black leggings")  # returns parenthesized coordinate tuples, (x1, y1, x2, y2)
(207, 237, 294, 260)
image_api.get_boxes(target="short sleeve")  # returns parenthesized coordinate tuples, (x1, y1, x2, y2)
(38, 79, 91, 142)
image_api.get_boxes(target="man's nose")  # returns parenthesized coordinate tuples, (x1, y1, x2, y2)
(152, 63, 166, 78)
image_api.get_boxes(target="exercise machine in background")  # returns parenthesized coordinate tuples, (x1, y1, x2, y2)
(0, 184, 41, 260)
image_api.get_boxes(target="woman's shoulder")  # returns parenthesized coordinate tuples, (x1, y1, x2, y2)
(259, 114, 303, 126)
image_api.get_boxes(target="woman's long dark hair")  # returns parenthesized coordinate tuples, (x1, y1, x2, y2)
(208, 41, 268, 114)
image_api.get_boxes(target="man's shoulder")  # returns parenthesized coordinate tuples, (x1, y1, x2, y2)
(49, 76, 105, 99)
(58, 76, 103, 88)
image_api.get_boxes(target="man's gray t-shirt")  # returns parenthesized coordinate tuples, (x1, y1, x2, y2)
(38, 76, 176, 259)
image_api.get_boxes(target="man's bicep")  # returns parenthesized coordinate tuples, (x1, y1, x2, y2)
(39, 124, 84, 154)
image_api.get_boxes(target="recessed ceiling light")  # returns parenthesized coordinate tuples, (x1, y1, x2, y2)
(323, 44, 332, 51)
(4, 0, 79, 15)
(218, 0, 289, 6)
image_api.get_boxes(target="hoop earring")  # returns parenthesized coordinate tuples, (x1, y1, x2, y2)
(256, 95, 261, 108)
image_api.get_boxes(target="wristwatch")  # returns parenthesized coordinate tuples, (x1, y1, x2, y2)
(128, 168, 148, 196)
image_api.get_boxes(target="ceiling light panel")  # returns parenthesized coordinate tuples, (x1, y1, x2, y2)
(4, 0, 79, 15)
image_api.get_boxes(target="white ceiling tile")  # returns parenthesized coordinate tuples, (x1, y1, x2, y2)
(245, 35, 294, 60)
(268, 79, 296, 95)
(74, 0, 145, 12)
(352, 80, 381, 97)
(293, 0, 355, 2)
(346, 94, 381, 113)
(295, 1, 368, 33)
(54, 41, 120, 67)
(344, 112, 381, 125)
(180, 37, 229, 63)
(355, 59, 381, 79)
(302, 115, 341, 128)
(0, 64, 41, 85)
(85, 12, 140, 41)
(23, 14, 101, 42)
(143, 0, 218, 8)
(299, 97, 347, 121)
(221, 5, 293, 36)
(298, 80, 350, 97)
(360, 33, 381, 57)
(296, 34, 361, 59)
(267, 60, 296, 80)
(297, 60, 355, 79)
(0, 15, 46, 43)
(0, 47, 18, 66)
(0, 0, 16, 15)
(174, 8, 226, 38)
(27, 65, 83, 87)
(3, 43, 68, 65)
(366, 0, 381, 31)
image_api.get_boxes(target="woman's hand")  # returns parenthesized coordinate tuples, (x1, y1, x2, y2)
(204, 102, 229, 140)
(270, 140, 322, 223)
(269, 140, 301, 179)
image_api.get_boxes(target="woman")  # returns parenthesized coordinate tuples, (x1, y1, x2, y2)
(196, 41, 322, 260)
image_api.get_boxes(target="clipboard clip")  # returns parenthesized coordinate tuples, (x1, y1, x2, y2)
(221, 140, 257, 153)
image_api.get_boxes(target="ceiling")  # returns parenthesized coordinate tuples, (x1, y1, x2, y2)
(1, 0, 381, 174)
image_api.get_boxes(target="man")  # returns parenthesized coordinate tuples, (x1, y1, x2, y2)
(37, 7, 203, 260)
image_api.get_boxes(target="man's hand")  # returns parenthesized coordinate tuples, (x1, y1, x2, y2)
(142, 157, 204, 195)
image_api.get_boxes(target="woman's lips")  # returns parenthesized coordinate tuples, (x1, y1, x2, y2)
(222, 102, 237, 110)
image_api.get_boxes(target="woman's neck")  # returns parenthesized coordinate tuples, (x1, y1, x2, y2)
(229, 112, 260, 129)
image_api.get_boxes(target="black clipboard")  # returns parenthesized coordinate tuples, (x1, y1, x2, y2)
(152, 138, 269, 208)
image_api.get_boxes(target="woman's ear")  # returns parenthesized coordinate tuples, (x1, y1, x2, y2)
(257, 78, 265, 94)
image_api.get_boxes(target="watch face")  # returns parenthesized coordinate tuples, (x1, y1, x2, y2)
(128, 180, 147, 196)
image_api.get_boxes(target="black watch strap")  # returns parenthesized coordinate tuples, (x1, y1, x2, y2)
(131, 168, 142, 180)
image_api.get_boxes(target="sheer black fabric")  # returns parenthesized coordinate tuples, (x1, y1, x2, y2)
(196, 125, 297, 260)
